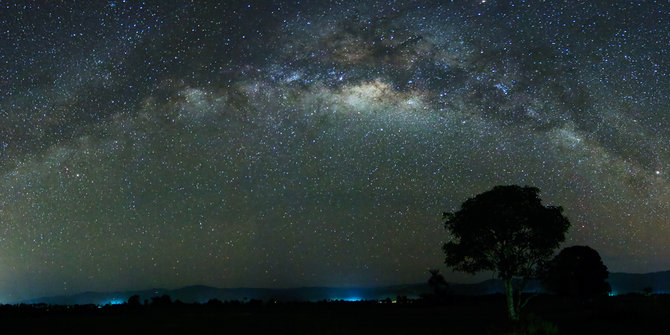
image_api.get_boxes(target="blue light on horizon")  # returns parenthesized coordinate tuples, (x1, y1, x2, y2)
(335, 297, 362, 302)
(101, 299, 125, 305)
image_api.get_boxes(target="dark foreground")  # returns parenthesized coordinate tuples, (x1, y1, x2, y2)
(1, 294, 667, 334)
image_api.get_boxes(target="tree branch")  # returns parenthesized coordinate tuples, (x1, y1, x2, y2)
(520, 291, 538, 310)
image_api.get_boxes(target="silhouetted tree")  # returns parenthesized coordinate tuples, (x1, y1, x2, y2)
(150, 294, 172, 307)
(541, 245, 610, 297)
(426, 269, 450, 304)
(442, 185, 570, 320)
(395, 295, 409, 304)
(206, 298, 223, 306)
(127, 294, 141, 307)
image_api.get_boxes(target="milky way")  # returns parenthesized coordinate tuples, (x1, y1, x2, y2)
(0, 1, 668, 302)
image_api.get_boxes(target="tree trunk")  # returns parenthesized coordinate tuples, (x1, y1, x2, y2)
(503, 278, 518, 321)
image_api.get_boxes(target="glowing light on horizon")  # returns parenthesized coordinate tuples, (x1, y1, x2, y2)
(100, 299, 125, 305)
(339, 297, 362, 302)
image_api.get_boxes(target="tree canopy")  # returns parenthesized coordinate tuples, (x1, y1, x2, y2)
(443, 185, 570, 320)
(541, 245, 610, 297)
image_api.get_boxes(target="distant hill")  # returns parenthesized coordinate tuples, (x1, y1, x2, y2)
(15, 271, 670, 305)
(608, 270, 670, 295)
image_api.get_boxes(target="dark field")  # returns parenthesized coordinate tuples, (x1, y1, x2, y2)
(1, 295, 667, 334)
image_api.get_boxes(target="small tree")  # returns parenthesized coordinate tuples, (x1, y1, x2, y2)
(426, 269, 450, 304)
(428, 269, 449, 295)
(442, 185, 570, 320)
(150, 294, 172, 307)
(127, 294, 141, 307)
(541, 245, 610, 297)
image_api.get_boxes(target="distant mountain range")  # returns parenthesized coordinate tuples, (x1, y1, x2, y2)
(17, 271, 670, 306)
(607, 270, 670, 295)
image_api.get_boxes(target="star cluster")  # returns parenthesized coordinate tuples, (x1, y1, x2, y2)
(0, 1, 668, 302)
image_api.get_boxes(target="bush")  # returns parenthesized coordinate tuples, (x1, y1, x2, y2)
(498, 315, 559, 335)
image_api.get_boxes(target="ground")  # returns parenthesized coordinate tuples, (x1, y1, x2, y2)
(0, 295, 667, 334)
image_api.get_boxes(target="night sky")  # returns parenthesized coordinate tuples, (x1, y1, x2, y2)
(0, 0, 668, 303)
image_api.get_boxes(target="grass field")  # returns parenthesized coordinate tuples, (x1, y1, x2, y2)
(0, 294, 667, 334)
